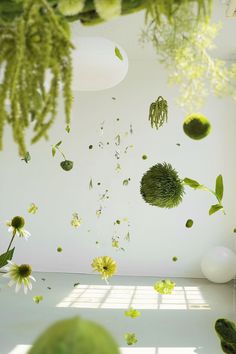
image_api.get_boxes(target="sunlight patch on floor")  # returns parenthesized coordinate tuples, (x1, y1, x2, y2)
(56, 284, 210, 310)
(8, 345, 197, 354)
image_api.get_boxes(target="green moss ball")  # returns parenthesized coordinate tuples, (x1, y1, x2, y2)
(142, 155, 148, 160)
(172, 257, 178, 262)
(57, 247, 63, 253)
(60, 160, 74, 171)
(140, 162, 184, 208)
(183, 113, 211, 140)
(185, 219, 193, 228)
(28, 316, 119, 354)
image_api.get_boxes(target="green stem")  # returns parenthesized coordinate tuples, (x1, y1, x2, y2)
(6, 231, 16, 252)
(56, 146, 66, 160)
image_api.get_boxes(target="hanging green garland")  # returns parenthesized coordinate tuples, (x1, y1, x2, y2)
(148, 96, 168, 130)
(0, 0, 73, 156)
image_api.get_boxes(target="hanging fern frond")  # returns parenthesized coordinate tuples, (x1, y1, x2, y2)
(148, 96, 168, 130)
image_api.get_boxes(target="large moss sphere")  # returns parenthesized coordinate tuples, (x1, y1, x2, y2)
(140, 162, 184, 208)
(28, 317, 120, 354)
(183, 113, 211, 140)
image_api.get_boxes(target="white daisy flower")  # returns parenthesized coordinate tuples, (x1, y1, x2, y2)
(2, 261, 36, 294)
(6, 216, 31, 240)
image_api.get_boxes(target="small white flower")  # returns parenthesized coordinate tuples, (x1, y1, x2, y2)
(2, 261, 36, 294)
(6, 216, 31, 240)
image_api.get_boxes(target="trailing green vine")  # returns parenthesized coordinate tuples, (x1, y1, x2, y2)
(0, 0, 73, 156)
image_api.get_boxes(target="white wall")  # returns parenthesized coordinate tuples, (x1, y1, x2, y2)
(0, 4, 236, 277)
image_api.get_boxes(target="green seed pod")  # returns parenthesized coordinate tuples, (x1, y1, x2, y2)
(60, 160, 74, 171)
(140, 162, 184, 208)
(28, 316, 120, 354)
(185, 219, 193, 228)
(183, 113, 211, 140)
(11, 216, 25, 229)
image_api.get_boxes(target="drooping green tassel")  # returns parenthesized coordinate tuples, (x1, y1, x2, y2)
(148, 96, 168, 130)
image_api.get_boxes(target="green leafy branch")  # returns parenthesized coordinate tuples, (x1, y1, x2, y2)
(183, 174, 225, 215)
(52, 141, 74, 171)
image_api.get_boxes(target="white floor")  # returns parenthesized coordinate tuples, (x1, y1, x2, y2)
(0, 273, 235, 354)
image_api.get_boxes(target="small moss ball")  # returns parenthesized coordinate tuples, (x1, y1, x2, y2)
(140, 162, 184, 208)
(172, 257, 178, 262)
(57, 247, 63, 253)
(233, 228, 236, 233)
(11, 216, 25, 229)
(185, 219, 193, 228)
(89, 145, 93, 150)
(183, 113, 211, 140)
(142, 155, 148, 160)
(28, 316, 119, 354)
(60, 160, 73, 171)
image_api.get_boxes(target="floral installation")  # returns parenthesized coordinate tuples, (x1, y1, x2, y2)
(28, 203, 38, 214)
(71, 213, 82, 228)
(125, 307, 141, 319)
(141, 162, 225, 215)
(124, 333, 138, 346)
(154, 279, 176, 295)
(91, 256, 117, 282)
(2, 261, 36, 294)
(52, 141, 74, 171)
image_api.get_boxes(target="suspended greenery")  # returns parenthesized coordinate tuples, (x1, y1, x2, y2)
(183, 113, 211, 140)
(184, 174, 225, 215)
(215, 319, 236, 354)
(141, 1, 236, 112)
(52, 141, 74, 171)
(0, 0, 73, 156)
(148, 96, 168, 130)
(28, 316, 120, 354)
(140, 162, 184, 208)
(1, 0, 234, 154)
(141, 162, 225, 215)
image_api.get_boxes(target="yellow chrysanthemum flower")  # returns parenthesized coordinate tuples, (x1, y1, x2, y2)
(153, 279, 175, 295)
(91, 256, 117, 280)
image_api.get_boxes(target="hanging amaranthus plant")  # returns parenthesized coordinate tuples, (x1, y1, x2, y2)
(0, 0, 73, 156)
(148, 96, 168, 130)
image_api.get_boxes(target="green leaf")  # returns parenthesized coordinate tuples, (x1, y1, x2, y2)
(33, 295, 43, 304)
(183, 178, 201, 189)
(55, 141, 62, 147)
(215, 175, 223, 202)
(21, 151, 31, 163)
(115, 46, 123, 61)
(209, 204, 223, 215)
(0, 248, 15, 268)
(52, 146, 56, 157)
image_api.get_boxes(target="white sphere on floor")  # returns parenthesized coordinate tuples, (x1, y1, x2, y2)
(201, 246, 236, 283)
